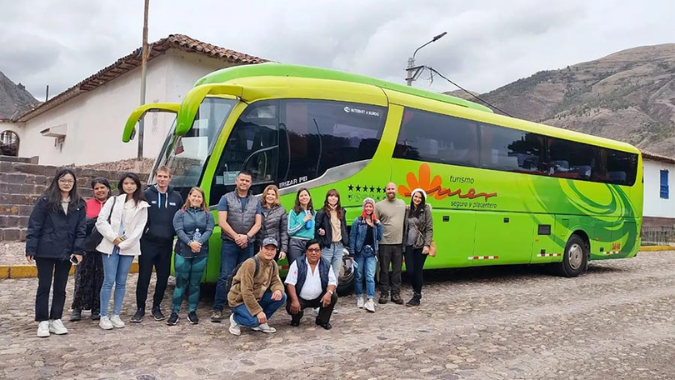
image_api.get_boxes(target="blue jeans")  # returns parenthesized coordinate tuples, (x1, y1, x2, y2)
(232, 290, 287, 327)
(99, 248, 134, 317)
(321, 242, 343, 279)
(354, 248, 377, 299)
(214, 240, 254, 311)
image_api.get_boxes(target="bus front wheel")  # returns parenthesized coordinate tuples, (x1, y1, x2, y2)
(337, 254, 355, 296)
(555, 234, 588, 277)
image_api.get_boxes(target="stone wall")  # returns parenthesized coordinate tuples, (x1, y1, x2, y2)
(0, 155, 147, 241)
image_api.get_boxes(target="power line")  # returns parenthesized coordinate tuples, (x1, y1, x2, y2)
(425, 66, 514, 117)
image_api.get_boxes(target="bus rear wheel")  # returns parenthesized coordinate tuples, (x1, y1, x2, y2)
(337, 254, 354, 296)
(555, 234, 588, 277)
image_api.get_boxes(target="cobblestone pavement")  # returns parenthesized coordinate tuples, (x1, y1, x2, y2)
(0, 242, 28, 266)
(1, 252, 675, 379)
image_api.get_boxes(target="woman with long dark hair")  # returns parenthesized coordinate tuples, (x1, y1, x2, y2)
(168, 187, 214, 326)
(287, 188, 315, 266)
(26, 169, 87, 337)
(71, 177, 111, 322)
(315, 189, 348, 278)
(402, 188, 434, 307)
(95, 173, 149, 330)
(256, 185, 288, 261)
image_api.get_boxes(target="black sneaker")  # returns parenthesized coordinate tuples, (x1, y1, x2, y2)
(69, 309, 82, 322)
(391, 294, 404, 305)
(378, 293, 389, 304)
(187, 311, 199, 324)
(211, 311, 223, 323)
(130, 309, 144, 323)
(406, 294, 421, 307)
(167, 312, 179, 326)
(152, 306, 165, 321)
(315, 319, 332, 330)
(91, 309, 100, 321)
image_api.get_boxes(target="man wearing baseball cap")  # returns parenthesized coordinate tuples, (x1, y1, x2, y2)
(227, 237, 286, 336)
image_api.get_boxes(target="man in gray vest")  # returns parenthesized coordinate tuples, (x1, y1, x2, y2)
(212, 170, 262, 322)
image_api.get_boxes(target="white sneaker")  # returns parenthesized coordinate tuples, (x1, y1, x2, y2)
(49, 319, 68, 335)
(356, 297, 365, 309)
(229, 314, 241, 336)
(365, 299, 376, 313)
(252, 323, 277, 333)
(99, 316, 113, 330)
(110, 315, 125, 328)
(37, 321, 50, 338)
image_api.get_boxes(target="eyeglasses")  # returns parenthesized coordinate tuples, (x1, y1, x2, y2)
(58, 179, 75, 184)
(307, 248, 321, 253)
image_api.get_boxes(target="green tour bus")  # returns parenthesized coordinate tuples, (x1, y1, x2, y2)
(123, 62, 643, 290)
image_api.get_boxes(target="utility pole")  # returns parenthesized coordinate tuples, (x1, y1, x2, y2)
(406, 32, 447, 86)
(137, 0, 150, 164)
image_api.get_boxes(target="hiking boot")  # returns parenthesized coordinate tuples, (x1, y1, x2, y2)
(37, 321, 50, 337)
(252, 323, 277, 333)
(211, 311, 223, 323)
(130, 309, 144, 323)
(152, 306, 165, 321)
(49, 319, 68, 335)
(91, 309, 100, 321)
(69, 309, 82, 322)
(110, 315, 125, 328)
(99, 316, 113, 330)
(187, 311, 199, 325)
(391, 293, 404, 305)
(356, 297, 365, 309)
(228, 314, 241, 336)
(365, 299, 376, 313)
(167, 312, 179, 326)
(315, 319, 332, 330)
(406, 293, 421, 307)
(378, 293, 389, 304)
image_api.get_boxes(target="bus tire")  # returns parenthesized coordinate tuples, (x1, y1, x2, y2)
(337, 255, 355, 296)
(555, 234, 588, 277)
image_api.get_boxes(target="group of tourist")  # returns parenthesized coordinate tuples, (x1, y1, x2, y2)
(26, 168, 434, 337)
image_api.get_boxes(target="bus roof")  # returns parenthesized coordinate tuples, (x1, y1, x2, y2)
(194, 62, 493, 113)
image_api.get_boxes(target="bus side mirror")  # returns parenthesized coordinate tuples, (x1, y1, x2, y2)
(123, 103, 180, 143)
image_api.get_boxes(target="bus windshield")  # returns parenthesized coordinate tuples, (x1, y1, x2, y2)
(158, 97, 236, 194)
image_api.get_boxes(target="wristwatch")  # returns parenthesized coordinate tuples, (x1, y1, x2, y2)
(327, 290, 334, 295)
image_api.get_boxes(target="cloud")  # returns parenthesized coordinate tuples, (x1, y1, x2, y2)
(0, 0, 673, 100)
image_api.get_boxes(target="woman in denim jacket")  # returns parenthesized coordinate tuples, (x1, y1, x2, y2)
(349, 198, 383, 313)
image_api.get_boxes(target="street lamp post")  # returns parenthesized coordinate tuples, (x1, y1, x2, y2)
(406, 32, 447, 86)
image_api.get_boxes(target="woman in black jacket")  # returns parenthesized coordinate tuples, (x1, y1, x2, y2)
(26, 169, 87, 338)
(256, 185, 289, 261)
(315, 189, 348, 278)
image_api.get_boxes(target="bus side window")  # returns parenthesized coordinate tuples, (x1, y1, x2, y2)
(279, 100, 387, 184)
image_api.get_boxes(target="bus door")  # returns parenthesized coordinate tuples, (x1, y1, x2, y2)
(473, 212, 534, 265)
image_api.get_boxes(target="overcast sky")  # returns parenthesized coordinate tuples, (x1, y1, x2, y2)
(1, 0, 673, 101)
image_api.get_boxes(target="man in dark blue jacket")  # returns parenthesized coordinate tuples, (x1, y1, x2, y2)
(132, 166, 183, 322)
(284, 239, 338, 330)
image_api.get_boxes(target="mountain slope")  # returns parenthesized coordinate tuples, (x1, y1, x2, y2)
(477, 44, 675, 155)
(0, 71, 40, 120)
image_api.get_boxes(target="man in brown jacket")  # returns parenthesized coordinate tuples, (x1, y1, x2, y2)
(227, 237, 286, 336)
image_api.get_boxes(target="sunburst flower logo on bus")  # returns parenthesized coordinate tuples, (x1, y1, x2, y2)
(398, 164, 498, 201)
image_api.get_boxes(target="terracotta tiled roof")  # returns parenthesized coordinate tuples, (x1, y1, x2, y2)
(17, 34, 268, 122)
(642, 150, 675, 164)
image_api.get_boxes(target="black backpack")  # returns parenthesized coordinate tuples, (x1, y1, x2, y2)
(224, 256, 260, 294)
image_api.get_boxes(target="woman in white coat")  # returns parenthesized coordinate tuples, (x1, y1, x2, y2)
(96, 173, 149, 330)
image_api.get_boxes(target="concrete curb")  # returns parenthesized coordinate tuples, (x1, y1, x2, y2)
(0, 262, 141, 279)
(638, 246, 673, 252)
